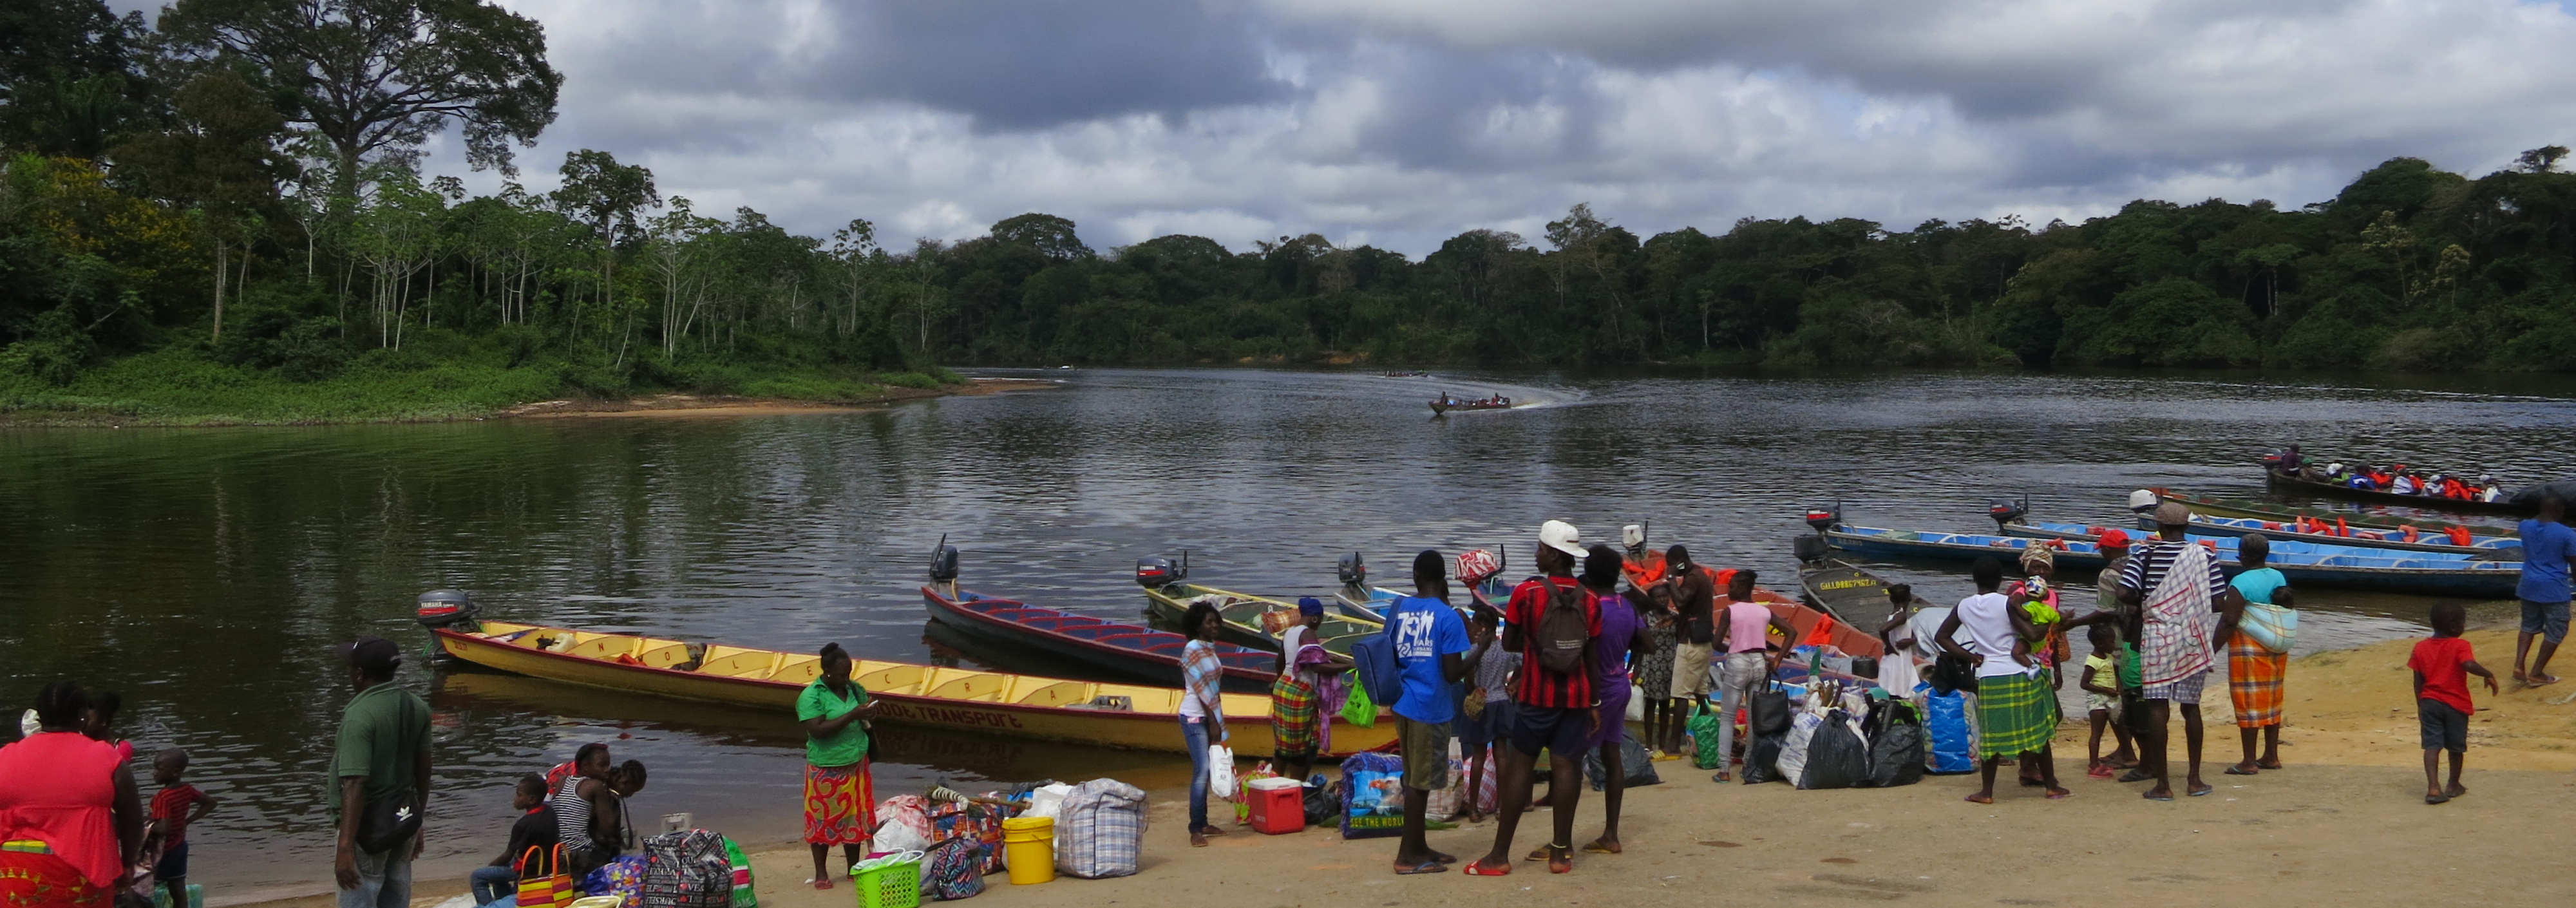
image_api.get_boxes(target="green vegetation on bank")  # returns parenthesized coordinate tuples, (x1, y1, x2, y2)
(4, 1, 2576, 429)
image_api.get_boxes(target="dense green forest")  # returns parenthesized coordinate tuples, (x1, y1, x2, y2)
(5, 0, 2575, 421)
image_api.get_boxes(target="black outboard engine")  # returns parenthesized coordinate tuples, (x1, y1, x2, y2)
(415, 589, 478, 630)
(1136, 552, 1189, 589)
(1987, 498, 2029, 532)
(1791, 534, 1830, 564)
(1338, 552, 1366, 588)
(929, 541, 960, 583)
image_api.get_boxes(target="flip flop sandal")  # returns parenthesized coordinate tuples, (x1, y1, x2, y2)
(2257, 761, 2284, 770)
(2046, 790, 2074, 800)
(2116, 770, 2154, 783)
(2141, 791, 2175, 802)
(1394, 862, 1448, 875)
(2532, 676, 2562, 687)
(1582, 841, 1622, 855)
(1463, 859, 1511, 876)
(1548, 851, 1574, 875)
(2188, 786, 2215, 797)
(1524, 847, 1549, 862)
(2425, 794, 2450, 805)
(2224, 766, 2259, 775)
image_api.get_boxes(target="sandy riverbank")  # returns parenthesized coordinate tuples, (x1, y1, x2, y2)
(501, 378, 1060, 419)
(242, 624, 2576, 908)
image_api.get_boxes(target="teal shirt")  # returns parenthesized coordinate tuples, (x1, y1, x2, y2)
(796, 679, 871, 767)
(2231, 567, 2289, 606)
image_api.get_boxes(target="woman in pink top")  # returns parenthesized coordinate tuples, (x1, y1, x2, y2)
(0, 682, 144, 908)
(1708, 571, 1797, 782)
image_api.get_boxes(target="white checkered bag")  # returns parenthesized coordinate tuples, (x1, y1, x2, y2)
(1053, 779, 1148, 879)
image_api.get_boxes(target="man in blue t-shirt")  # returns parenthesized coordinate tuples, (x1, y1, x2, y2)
(1386, 549, 1469, 875)
(2515, 494, 2576, 686)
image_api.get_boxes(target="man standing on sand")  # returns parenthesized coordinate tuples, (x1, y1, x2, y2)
(2514, 494, 2574, 687)
(1664, 545, 1718, 753)
(333, 638, 433, 908)
(1387, 550, 1469, 875)
(2113, 504, 2242, 800)
(1463, 521, 1600, 878)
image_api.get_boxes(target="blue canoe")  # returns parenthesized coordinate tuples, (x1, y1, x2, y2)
(1337, 578, 1518, 622)
(2003, 520, 2515, 564)
(2121, 513, 2522, 558)
(1824, 524, 2521, 598)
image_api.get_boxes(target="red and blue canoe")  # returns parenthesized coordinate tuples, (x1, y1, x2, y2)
(922, 585, 1279, 693)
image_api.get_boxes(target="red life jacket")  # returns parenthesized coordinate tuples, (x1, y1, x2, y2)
(2446, 526, 2472, 547)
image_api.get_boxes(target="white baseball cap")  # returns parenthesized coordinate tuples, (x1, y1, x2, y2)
(1539, 520, 1586, 558)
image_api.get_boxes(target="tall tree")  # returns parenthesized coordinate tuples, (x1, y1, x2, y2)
(159, 0, 560, 187)
(549, 148, 654, 337)
(0, 0, 153, 158)
(112, 68, 292, 339)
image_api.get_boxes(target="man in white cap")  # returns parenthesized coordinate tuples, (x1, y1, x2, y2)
(1463, 520, 1600, 877)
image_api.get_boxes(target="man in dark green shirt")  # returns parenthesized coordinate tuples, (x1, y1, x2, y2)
(332, 637, 432, 908)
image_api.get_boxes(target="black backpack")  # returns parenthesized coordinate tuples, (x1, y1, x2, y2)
(1533, 582, 1590, 674)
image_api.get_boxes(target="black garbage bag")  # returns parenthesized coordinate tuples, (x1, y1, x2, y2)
(1797, 710, 1871, 790)
(1302, 776, 1338, 827)
(1582, 733, 1663, 791)
(1741, 730, 1787, 784)
(1927, 654, 1977, 696)
(1868, 717, 1925, 788)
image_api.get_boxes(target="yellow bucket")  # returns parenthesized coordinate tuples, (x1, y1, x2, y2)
(1000, 816, 1055, 885)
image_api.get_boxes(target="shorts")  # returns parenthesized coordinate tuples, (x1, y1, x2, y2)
(1395, 717, 1452, 791)
(2142, 670, 2208, 705)
(1671, 642, 1716, 697)
(1507, 704, 1593, 759)
(1460, 699, 1515, 750)
(2084, 692, 2117, 714)
(2521, 600, 2570, 645)
(155, 840, 189, 880)
(2418, 698, 2468, 752)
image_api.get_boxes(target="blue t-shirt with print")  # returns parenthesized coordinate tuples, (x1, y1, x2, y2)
(2520, 519, 2576, 603)
(1387, 596, 1471, 724)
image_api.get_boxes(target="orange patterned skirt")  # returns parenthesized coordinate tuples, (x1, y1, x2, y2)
(2228, 632, 2287, 728)
(0, 847, 108, 908)
(802, 761, 875, 846)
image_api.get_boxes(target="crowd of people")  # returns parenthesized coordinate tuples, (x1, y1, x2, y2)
(3, 491, 2566, 902)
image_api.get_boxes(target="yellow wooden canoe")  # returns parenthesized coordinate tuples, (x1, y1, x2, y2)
(435, 621, 1394, 758)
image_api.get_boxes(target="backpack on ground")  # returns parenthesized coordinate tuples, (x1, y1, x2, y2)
(1534, 582, 1589, 674)
(1581, 732, 1663, 791)
(638, 829, 732, 908)
(920, 835, 985, 901)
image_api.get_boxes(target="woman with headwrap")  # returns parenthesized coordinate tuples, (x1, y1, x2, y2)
(1269, 596, 1351, 783)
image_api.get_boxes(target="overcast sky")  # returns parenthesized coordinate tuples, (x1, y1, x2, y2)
(127, 0, 2576, 255)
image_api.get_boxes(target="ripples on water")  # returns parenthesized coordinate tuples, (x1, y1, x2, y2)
(2, 368, 2570, 893)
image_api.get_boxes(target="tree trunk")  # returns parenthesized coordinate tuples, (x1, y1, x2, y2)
(211, 238, 227, 342)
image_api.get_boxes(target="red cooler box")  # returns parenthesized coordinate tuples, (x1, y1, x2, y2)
(1245, 777, 1305, 834)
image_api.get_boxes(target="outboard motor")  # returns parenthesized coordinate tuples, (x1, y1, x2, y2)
(2128, 489, 2159, 515)
(1987, 498, 2029, 532)
(1621, 523, 1648, 556)
(415, 589, 478, 665)
(415, 589, 478, 631)
(1803, 504, 1842, 535)
(1791, 534, 1830, 564)
(1136, 552, 1189, 589)
(927, 536, 960, 598)
(1337, 552, 1366, 589)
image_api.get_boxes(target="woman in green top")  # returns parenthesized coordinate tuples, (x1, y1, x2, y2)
(798, 643, 878, 889)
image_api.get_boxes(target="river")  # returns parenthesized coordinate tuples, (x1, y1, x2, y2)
(3, 367, 2570, 897)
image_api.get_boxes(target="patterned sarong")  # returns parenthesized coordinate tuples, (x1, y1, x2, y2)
(2140, 543, 2217, 688)
(802, 761, 875, 846)
(2228, 632, 2286, 728)
(0, 846, 108, 908)
(1269, 673, 1320, 757)
(1975, 672, 2056, 757)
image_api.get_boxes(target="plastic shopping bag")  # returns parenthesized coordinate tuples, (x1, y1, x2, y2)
(1206, 745, 1236, 799)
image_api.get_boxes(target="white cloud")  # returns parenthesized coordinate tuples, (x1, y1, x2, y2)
(381, 0, 2576, 254)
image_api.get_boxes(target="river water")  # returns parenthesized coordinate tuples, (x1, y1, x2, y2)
(4, 368, 2571, 897)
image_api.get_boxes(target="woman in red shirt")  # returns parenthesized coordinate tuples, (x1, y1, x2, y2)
(0, 682, 145, 908)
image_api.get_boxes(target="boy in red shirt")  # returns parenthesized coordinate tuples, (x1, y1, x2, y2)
(2407, 601, 2499, 805)
(150, 748, 222, 901)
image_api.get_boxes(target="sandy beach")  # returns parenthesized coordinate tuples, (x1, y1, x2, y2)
(243, 626, 2576, 908)
(500, 379, 1061, 419)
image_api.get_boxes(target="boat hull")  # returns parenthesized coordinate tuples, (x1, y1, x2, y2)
(2264, 471, 2533, 516)
(433, 623, 1392, 758)
(1830, 526, 2519, 598)
(1142, 583, 1382, 654)
(921, 586, 1276, 693)
(2157, 488, 2515, 538)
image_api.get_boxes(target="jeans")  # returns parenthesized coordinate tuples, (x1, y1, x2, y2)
(1714, 652, 1768, 773)
(469, 865, 516, 904)
(337, 835, 414, 908)
(1182, 717, 1211, 831)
